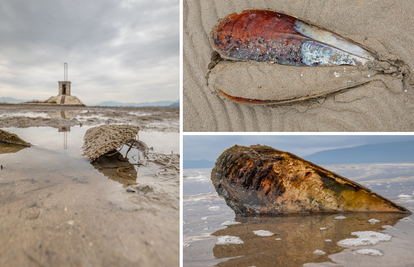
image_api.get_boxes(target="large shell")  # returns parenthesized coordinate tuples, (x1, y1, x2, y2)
(210, 10, 377, 67)
(211, 145, 410, 215)
(207, 10, 401, 105)
(82, 125, 139, 160)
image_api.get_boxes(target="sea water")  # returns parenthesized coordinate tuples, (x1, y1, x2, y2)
(183, 165, 414, 267)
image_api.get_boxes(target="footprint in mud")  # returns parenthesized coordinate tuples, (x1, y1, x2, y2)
(20, 202, 41, 220)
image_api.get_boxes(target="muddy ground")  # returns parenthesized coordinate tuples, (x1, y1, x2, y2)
(0, 105, 180, 266)
(0, 104, 179, 132)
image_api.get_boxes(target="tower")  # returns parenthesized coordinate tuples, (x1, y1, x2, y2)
(45, 62, 85, 105)
(58, 63, 71, 96)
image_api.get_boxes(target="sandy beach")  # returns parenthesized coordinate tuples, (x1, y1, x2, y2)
(183, 0, 414, 132)
(0, 105, 179, 266)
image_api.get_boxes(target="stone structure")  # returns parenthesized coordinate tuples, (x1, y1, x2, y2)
(45, 63, 85, 106)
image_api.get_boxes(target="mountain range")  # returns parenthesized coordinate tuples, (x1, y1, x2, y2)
(94, 100, 179, 107)
(184, 140, 414, 169)
(0, 97, 26, 103)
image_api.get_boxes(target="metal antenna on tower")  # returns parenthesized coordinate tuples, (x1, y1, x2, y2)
(64, 62, 68, 81)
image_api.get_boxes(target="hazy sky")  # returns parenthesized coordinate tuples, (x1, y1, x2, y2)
(183, 135, 414, 161)
(0, 0, 179, 105)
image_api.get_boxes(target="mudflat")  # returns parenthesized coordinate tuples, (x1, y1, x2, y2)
(0, 105, 179, 266)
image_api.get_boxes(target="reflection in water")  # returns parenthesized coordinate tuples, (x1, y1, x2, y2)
(58, 126, 70, 150)
(210, 213, 407, 267)
(91, 152, 138, 187)
(0, 142, 29, 154)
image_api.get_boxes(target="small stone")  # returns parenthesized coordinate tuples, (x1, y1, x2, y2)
(313, 250, 326, 255)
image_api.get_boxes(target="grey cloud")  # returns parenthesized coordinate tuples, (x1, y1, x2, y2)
(0, 0, 179, 104)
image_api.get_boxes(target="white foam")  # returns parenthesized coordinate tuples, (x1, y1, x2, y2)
(400, 217, 412, 222)
(368, 219, 380, 224)
(216, 235, 244, 245)
(201, 216, 209, 220)
(381, 225, 393, 229)
(208, 206, 220, 211)
(325, 239, 332, 242)
(398, 194, 412, 199)
(221, 220, 241, 226)
(355, 249, 383, 256)
(320, 227, 327, 230)
(338, 231, 392, 247)
(313, 250, 326, 255)
(335, 215, 347, 220)
(253, 230, 274, 237)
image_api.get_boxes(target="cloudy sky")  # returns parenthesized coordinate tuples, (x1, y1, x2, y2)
(183, 135, 414, 161)
(0, 0, 179, 105)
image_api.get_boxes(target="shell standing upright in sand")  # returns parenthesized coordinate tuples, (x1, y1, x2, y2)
(82, 125, 139, 161)
(211, 145, 410, 215)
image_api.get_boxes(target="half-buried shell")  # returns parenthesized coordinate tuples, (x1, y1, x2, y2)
(211, 144, 410, 215)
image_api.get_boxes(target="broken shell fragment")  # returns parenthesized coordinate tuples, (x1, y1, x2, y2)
(211, 145, 410, 215)
(210, 10, 377, 67)
(82, 125, 139, 160)
(0, 129, 31, 147)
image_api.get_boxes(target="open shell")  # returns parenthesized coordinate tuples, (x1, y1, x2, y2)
(207, 10, 403, 105)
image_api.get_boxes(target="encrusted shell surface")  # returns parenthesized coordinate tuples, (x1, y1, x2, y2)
(82, 125, 139, 160)
(211, 145, 410, 215)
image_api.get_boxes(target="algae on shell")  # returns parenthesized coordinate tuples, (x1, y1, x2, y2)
(211, 144, 410, 215)
(82, 125, 140, 161)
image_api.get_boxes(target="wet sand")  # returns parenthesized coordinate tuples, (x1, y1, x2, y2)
(0, 106, 179, 266)
(183, 165, 414, 266)
(183, 0, 414, 131)
(0, 104, 179, 132)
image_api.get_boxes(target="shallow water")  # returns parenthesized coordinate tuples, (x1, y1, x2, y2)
(0, 125, 179, 266)
(183, 165, 414, 267)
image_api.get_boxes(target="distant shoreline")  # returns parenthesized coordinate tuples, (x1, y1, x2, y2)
(0, 102, 85, 106)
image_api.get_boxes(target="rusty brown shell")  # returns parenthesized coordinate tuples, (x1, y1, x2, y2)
(211, 144, 410, 215)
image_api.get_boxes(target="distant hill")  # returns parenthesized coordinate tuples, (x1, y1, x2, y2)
(95, 100, 178, 107)
(304, 140, 414, 165)
(169, 100, 179, 107)
(184, 159, 215, 169)
(0, 97, 27, 103)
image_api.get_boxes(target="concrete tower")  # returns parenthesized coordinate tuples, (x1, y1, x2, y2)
(45, 63, 85, 106)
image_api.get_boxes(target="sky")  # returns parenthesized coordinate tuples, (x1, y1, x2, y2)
(183, 135, 414, 161)
(0, 0, 179, 105)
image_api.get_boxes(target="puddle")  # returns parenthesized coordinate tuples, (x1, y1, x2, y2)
(0, 125, 179, 266)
